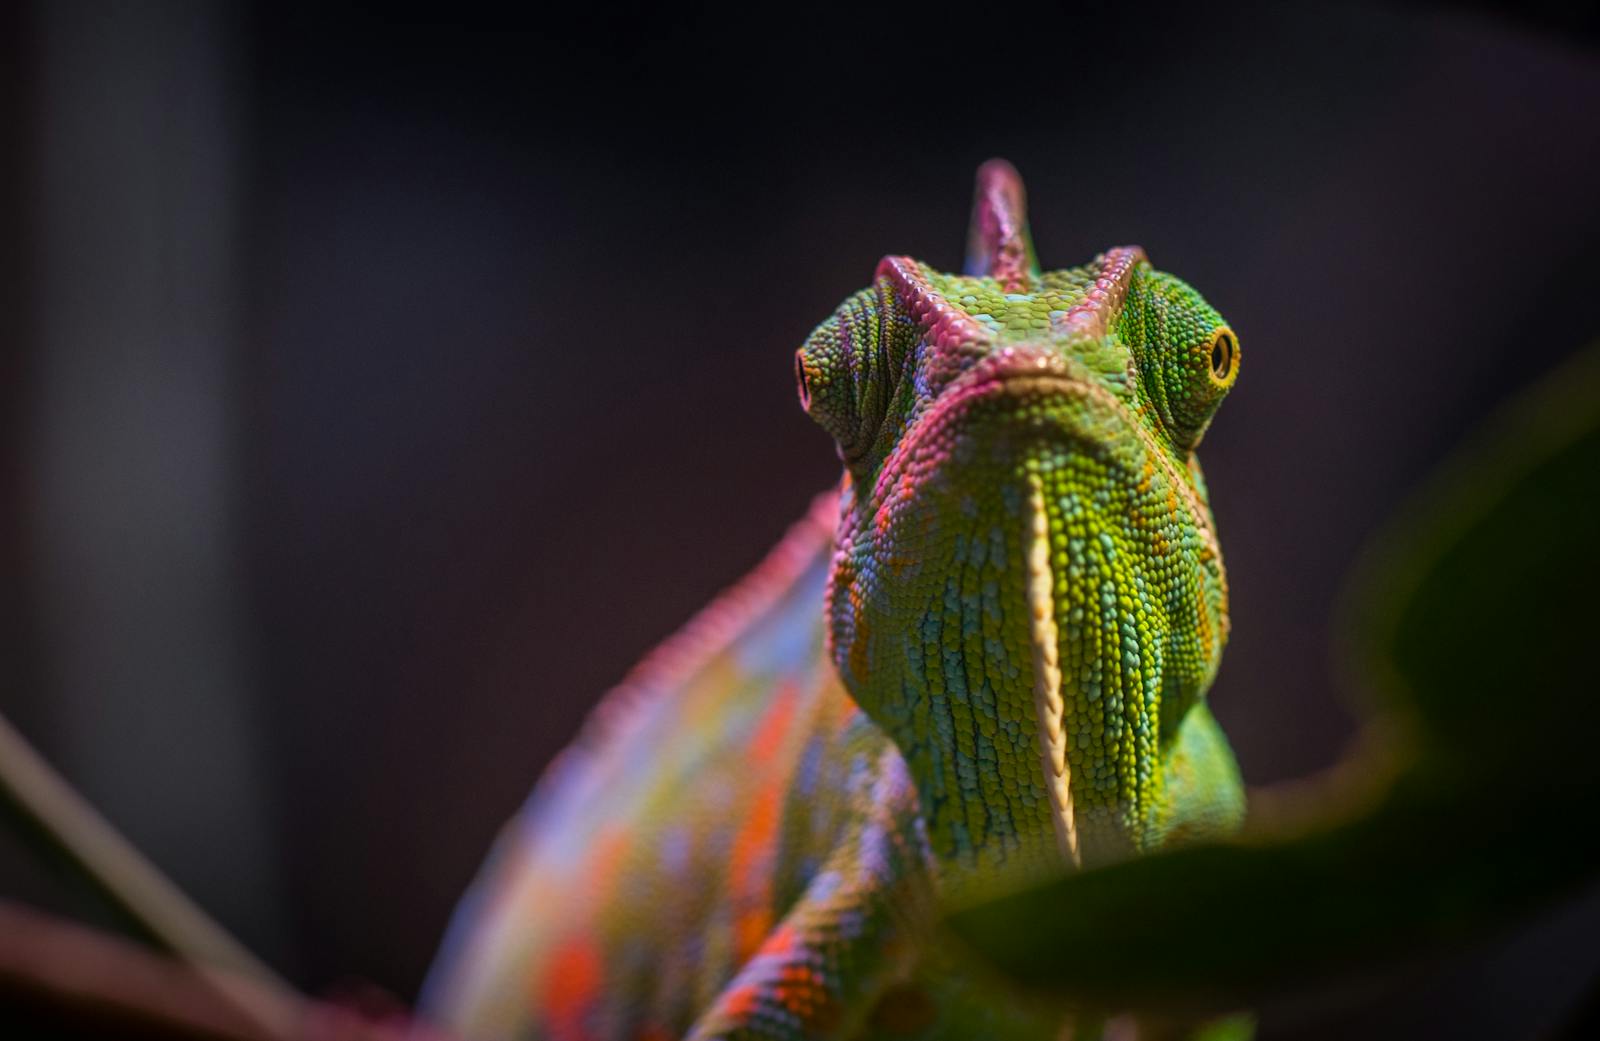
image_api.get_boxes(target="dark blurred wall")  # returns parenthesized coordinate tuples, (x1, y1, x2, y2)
(0, 6, 32, 727)
(4, 4, 1600, 1039)
(24, 0, 291, 955)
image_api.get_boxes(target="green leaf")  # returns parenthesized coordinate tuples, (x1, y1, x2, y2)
(943, 345, 1600, 1011)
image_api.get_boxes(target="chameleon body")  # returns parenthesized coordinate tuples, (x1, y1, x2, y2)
(423, 162, 1246, 1041)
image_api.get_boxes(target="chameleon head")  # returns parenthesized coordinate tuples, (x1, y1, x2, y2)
(795, 161, 1239, 880)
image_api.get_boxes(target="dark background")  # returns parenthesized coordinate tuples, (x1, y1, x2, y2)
(3, 3, 1599, 1038)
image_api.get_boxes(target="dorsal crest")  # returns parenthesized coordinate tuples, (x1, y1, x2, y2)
(964, 158, 1039, 293)
(874, 161, 1148, 350)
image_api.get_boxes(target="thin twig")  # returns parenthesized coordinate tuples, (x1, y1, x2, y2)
(0, 711, 298, 1034)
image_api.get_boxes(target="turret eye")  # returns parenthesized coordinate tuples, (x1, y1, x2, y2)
(1208, 329, 1237, 383)
(794, 350, 812, 409)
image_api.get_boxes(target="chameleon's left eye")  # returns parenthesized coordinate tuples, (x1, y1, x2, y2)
(1123, 270, 1238, 450)
(1208, 329, 1238, 386)
(1144, 323, 1241, 450)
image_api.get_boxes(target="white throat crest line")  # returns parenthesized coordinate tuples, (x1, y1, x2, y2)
(1025, 472, 1081, 869)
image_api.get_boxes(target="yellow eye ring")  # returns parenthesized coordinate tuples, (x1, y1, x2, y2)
(1207, 328, 1239, 385)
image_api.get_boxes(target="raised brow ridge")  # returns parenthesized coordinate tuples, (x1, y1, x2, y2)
(874, 255, 992, 351)
(1051, 246, 1147, 340)
(876, 248, 1149, 349)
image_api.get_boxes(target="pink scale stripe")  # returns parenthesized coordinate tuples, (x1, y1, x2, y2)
(1052, 246, 1146, 339)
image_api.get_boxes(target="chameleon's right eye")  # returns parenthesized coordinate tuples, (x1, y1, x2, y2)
(795, 302, 865, 460)
(794, 349, 813, 410)
(796, 281, 915, 469)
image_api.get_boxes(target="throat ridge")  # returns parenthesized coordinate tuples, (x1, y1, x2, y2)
(1025, 472, 1081, 869)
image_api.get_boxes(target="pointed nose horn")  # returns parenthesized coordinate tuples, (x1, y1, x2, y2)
(965, 159, 1040, 293)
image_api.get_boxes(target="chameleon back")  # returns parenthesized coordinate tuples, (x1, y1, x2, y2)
(422, 496, 892, 1038)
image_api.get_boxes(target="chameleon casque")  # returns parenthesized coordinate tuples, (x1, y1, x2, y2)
(422, 161, 1247, 1041)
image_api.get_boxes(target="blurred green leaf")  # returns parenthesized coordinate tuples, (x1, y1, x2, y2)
(944, 345, 1600, 1011)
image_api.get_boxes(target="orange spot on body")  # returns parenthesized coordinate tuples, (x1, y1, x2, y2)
(847, 589, 872, 682)
(538, 933, 603, 1041)
(727, 686, 803, 963)
(735, 907, 774, 961)
(774, 962, 836, 1028)
(728, 777, 784, 961)
(765, 921, 797, 951)
(722, 982, 760, 1019)
(1137, 459, 1155, 494)
(749, 682, 799, 763)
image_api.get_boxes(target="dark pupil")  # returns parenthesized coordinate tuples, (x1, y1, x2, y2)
(795, 354, 811, 406)
(1210, 335, 1232, 378)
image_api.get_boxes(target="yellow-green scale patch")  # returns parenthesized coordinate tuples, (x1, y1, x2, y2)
(922, 266, 1103, 342)
(957, 514, 999, 850)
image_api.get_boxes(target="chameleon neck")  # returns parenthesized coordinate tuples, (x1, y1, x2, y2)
(828, 477, 1086, 896)
(829, 418, 1221, 893)
(888, 686, 1069, 898)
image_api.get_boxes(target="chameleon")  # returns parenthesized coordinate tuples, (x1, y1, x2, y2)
(421, 160, 1247, 1041)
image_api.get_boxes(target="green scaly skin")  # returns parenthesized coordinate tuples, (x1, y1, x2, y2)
(423, 161, 1246, 1041)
